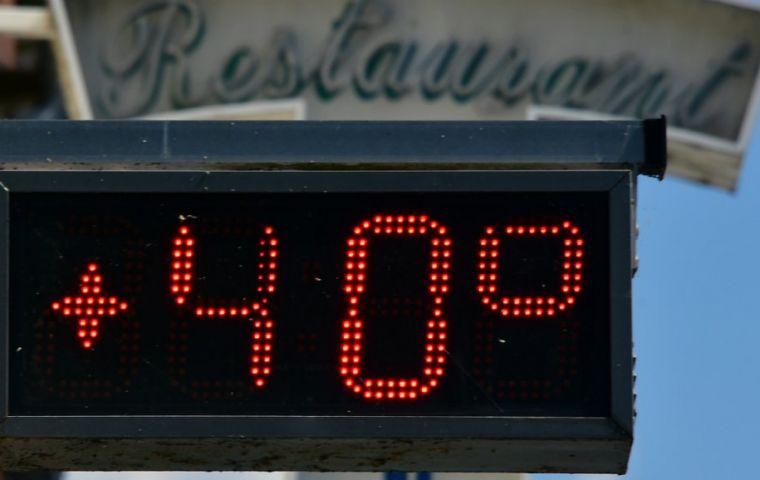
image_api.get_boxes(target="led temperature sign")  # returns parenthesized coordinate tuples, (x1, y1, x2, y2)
(11, 193, 604, 415)
(0, 170, 635, 473)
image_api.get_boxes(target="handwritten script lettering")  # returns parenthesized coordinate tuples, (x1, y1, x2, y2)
(99, 0, 752, 137)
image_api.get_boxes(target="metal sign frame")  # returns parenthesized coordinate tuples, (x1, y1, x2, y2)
(0, 119, 665, 173)
(0, 120, 665, 473)
(0, 170, 632, 473)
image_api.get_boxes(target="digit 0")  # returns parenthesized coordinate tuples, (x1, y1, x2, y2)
(340, 215, 452, 401)
(477, 221, 585, 317)
(170, 224, 279, 387)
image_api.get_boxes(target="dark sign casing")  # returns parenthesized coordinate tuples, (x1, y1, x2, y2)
(0, 120, 663, 473)
(0, 170, 633, 473)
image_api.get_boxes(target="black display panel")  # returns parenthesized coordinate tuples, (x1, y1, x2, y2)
(9, 190, 610, 417)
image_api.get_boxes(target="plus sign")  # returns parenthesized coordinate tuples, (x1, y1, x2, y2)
(51, 263, 128, 349)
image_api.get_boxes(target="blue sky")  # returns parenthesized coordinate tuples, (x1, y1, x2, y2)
(623, 131, 760, 478)
(539, 119, 760, 480)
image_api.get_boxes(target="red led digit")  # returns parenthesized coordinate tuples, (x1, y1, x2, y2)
(170, 224, 278, 388)
(477, 221, 584, 317)
(51, 263, 128, 349)
(340, 214, 452, 401)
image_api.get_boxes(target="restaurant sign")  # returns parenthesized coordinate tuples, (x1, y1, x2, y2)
(59, 0, 760, 189)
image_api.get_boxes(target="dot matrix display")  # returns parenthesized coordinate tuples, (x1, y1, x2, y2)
(477, 222, 585, 318)
(9, 191, 611, 417)
(340, 215, 452, 401)
(170, 224, 279, 388)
